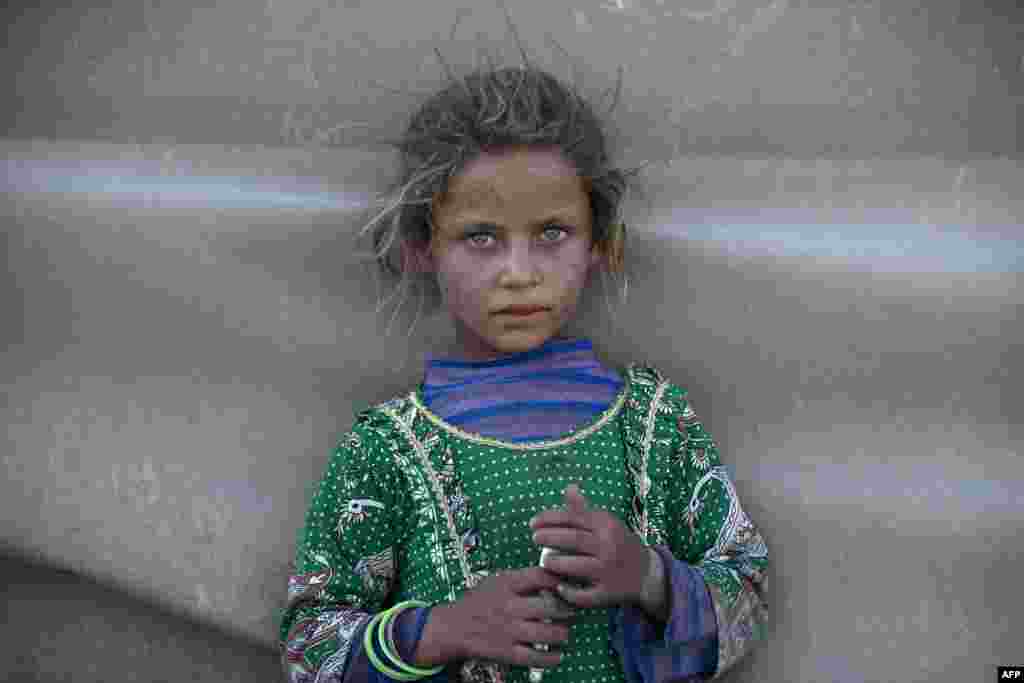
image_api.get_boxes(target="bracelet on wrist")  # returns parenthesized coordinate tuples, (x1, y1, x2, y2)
(364, 611, 416, 680)
(382, 601, 443, 677)
(364, 600, 443, 680)
(384, 604, 434, 675)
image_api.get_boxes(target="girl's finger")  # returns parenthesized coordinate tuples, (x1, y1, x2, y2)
(564, 485, 589, 511)
(556, 581, 600, 609)
(534, 528, 595, 555)
(530, 510, 584, 530)
(541, 552, 601, 583)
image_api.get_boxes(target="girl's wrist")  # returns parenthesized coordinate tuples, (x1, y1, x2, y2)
(637, 546, 669, 621)
(413, 602, 463, 667)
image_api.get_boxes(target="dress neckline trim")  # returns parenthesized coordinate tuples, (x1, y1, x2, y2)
(407, 364, 634, 451)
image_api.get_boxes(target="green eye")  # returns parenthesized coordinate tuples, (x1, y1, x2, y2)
(542, 225, 569, 240)
(464, 225, 569, 247)
(465, 232, 493, 246)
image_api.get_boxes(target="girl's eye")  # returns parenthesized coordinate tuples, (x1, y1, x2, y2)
(465, 225, 569, 247)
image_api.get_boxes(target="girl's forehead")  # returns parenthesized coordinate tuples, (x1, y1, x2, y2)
(438, 145, 589, 213)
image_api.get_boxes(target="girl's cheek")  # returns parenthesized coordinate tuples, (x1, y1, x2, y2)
(561, 253, 591, 288)
(438, 258, 487, 308)
(440, 245, 589, 301)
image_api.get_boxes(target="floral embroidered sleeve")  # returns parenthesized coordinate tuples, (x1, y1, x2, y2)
(609, 388, 767, 682)
(664, 392, 771, 680)
(276, 421, 449, 683)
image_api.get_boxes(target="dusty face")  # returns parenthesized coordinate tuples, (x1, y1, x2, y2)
(408, 145, 603, 361)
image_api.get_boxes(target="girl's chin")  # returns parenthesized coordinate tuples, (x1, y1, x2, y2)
(458, 330, 556, 357)
(494, 326, 555, 342)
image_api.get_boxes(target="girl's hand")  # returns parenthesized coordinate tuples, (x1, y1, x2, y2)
(439, 565, 577, 669)
(529, 483, 652, 610)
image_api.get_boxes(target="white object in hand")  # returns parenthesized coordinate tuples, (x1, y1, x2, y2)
(529, 547, 560, 683)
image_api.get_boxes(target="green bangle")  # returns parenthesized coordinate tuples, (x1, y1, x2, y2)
(364, 602, 443, 680)
(382, 601, 430, 663)
(364, 611, 420, 681)
(384, 604, 410, 672)
(379, 601, 444, 677)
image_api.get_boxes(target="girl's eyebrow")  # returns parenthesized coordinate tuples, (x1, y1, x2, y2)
(458, 209, 582, 230)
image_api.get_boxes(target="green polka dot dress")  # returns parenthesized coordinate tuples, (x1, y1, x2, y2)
(279, 363, 770, 683)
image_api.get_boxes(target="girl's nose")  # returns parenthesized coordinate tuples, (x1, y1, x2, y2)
(497, 249, 544, 280)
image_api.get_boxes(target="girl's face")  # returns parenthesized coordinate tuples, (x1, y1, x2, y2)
(410, 144, 602, 361)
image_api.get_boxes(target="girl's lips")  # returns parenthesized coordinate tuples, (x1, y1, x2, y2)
(497, 307, 548, 315)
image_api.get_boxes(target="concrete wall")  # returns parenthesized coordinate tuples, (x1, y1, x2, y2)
(2, 1, 1022, 681)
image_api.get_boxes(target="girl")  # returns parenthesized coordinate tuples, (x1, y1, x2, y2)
(278, 5, 769, 682)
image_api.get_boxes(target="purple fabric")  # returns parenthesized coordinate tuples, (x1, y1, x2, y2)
(339, 336, 718, 681)
(610, 545, 719, 682)
(420, 335, 624, 443)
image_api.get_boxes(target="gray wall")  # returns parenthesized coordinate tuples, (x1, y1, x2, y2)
(2, 1, 1022, 682)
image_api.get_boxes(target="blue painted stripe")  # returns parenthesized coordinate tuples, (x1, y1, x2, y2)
(2, 161, 354, 210)
(656, 208, 1022, 273)
(5, 161, 1019, 272)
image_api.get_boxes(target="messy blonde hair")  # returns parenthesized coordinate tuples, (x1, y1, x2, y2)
(347, 1, 661, 341)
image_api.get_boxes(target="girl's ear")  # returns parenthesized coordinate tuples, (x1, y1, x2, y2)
(590, 233, 622, 275)
(589, 241, 604, 271)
